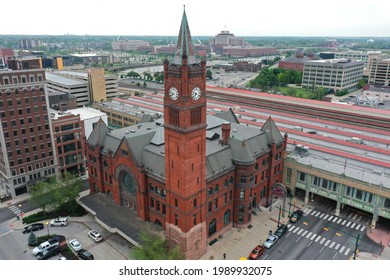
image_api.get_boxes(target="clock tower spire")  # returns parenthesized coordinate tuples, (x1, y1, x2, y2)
(164, 8, 208, 259)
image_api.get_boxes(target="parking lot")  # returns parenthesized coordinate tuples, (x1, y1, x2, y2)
(0, 214, 132, 260)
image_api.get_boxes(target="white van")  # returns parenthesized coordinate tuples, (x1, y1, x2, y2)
(348, 137, 364, 144)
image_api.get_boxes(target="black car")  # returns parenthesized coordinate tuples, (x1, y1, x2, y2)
(274, 224, 288, 238)
(78, 249, 94, 260)
(22, 223, 44, 234)
(289, 210, 304, 223)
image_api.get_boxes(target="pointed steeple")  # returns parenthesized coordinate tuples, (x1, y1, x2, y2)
(174, 6, 196, 65)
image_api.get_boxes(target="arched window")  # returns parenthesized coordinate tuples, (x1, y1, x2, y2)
(208, 187, 213, 196)
(193, 198, 197, 208)
(208, 219, 217, 236)
(224, 179, 228, 187)
(224, 209, 231, 225)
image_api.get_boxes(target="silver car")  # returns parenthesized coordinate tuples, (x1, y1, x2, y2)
(263, 234, 279, 249)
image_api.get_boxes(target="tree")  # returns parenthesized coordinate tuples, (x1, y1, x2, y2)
(143, 71, 153, 81)
(126, 71, 141, 79)
(29, 173, 82, 215)
(29, 179, 57, 215)
(132, 231, 185, 260)
(143, 81, 147, 87)
(206, 69, 213, 80)
(28, 232, 39, 246)
(357, 78, 367, 89)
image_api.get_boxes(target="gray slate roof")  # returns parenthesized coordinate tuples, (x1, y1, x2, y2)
(87, 111, 283, 181)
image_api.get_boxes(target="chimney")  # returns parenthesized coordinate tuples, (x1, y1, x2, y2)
(221, 122, 231, 145)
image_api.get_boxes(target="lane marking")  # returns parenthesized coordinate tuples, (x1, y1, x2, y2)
(307, 241, 313, 248)
(306, 232, 312, 239)
(332, 253, 338, 259)
(315, 235, 322, 242)
(289, 225, 296, 232)
(302, 230, 308, 237)
(285, 232, 291, 238)
(351, 223, 356, 229)
(287, 224, 292, 228)
(332, 217, 338, 222)
(320, 246, 325, 253)
(297, 228, 304, 235)
(336, 218, 342, 224)
(324, 240, 331, 247)
(357, 215, 362, 222)
(344, 248, 351, 255)
(315, 212, 321, 217)
(296, 236, 302, 243)
(346, 221, 352, 227)
(328, 216, 334, 221)
(352, 214, 358, 220)
(0, 230, 14, 237)
(329, 242, 335, 248)
(311, 234, 317, 240)
(262, 254, 269, 260)
(311, 210, 317, 216)
(319, 213, 325, 218)
(335, 244, 340, 250)
(293, 227, 300, 233)
(320, 237, 326, 244)
(340, 246, 345, 254)
(348, 213, 353, 219)
(304, 208, 312, 214)
(341, 220, 347, 225)
(360, 226, 366, 232)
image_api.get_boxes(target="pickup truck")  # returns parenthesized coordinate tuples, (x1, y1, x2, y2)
(32, 238, 60, 255)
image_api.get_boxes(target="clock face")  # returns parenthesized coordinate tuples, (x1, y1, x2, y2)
(169, 87, 179, 101)
(191, 87, 201, 101)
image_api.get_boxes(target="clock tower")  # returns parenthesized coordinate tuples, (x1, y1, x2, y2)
(164, 8, 207, 259)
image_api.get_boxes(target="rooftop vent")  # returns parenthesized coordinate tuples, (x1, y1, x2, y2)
(130, 130, 136, 133)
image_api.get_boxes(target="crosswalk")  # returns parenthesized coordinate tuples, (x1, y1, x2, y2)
(303, 208, 366, 232)
(287, 224, 352, 256)
(8, 205, 22, 216)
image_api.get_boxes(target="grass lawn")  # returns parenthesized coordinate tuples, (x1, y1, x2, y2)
(278, 86, 317, 99)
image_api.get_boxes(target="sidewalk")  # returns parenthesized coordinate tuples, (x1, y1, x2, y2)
(200, 198, 294, 260)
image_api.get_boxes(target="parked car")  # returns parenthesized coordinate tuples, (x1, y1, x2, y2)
(32, 238, 60, 255)
(263, 235, 279, 249)
(78, 249, 94, 260)
(22, 223, 44, 234)
(88, 230, 103, 242)
(36, 245, 60, 260)
(50, 217, 68, 227)
(68, 239, 82, 252)
(274, 224, 288, 238)
(248, 245, 265, 260)
(289, 210, 304, 223)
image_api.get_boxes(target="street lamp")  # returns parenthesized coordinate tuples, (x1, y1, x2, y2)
(45, 221, 50, 236)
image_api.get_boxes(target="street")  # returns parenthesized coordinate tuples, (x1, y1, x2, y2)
(263, 205, 382, 260)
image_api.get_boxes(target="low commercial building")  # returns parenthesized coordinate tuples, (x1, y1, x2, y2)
(111, 40, 151, 51)
(66, 107, 108, 139)
(283, 144, 390, 228)
(93, 98, 159, 128)
(302, 59, 364, 92)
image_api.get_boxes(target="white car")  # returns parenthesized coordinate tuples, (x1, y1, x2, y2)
(50, 217, 68, 227)
(263, 235, 279, 249)
(68, 239, 82, 252)
(88, 230, 103, 242)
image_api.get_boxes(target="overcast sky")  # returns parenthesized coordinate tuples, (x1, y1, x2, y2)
(2, 0, 390, 37)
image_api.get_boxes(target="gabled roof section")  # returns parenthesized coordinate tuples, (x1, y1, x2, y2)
(174, 7, 196, 65)
(261, 116, 283, 144)
(229, 138, 256, 164)
(215, 108, 240, 124)
(87, 118, 110, 146)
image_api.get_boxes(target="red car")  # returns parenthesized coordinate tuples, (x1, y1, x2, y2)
(248, 245, 265, 260)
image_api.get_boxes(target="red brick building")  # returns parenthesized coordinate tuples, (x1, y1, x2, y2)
(51, 113, 86, 175)
(86, 10, 287, 259)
